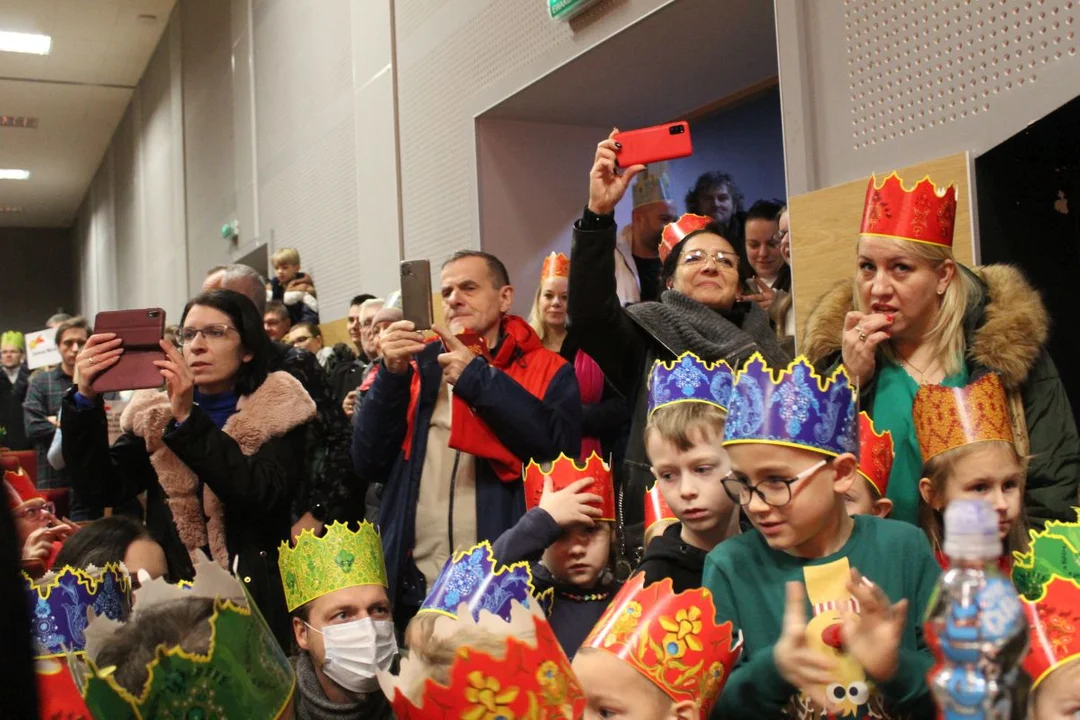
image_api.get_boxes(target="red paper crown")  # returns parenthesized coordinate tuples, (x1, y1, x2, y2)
(860, 172, 958, 248)
(4, 467, 42, 510)
(523, 453, 616, 522)
(541, 252, 570, 282)
(1021, 576, 1080, 690)
(388, 610, 586, 719)
(857, 412, 894, 497)
(659, 213, 713, 263)
(644, 483, 677, 535)
(583, 574, 743, 717)
(912, 373, 1014, 463)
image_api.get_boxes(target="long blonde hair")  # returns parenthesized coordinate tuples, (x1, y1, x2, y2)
(528, 283, 551, 344)
(854, 237, 983, 377)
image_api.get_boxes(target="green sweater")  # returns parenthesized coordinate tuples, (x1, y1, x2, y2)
(703, 514, 940, 719)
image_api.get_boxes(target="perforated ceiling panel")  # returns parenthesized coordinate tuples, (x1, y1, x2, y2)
(846, 0, 1078, 150)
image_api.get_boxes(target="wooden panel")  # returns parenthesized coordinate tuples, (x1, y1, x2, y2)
(789, 152, 975, 348)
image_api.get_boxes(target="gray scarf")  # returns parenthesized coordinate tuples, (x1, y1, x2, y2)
(290, 653, 393, 720)
(627, 290, 791, 368)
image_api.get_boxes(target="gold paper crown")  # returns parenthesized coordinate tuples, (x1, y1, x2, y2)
(912, 374, 1014, 463)
(278, 521, 388, 612)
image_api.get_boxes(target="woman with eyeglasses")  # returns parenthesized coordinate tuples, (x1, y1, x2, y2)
(60, 289, 316, 648)
(568, 131, 792, 577)
(4, 465, 77, 569)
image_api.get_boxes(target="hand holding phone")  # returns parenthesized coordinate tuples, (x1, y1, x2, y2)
(400, 260, 433, 331)
(87, 308, 167, 394)
(613, 121, 692, 167)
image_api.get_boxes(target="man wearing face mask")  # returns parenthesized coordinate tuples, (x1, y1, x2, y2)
(279, 521, 397, 720)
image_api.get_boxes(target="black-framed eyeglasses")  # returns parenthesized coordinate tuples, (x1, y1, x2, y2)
(15, 501, 56, 521)
(680, 249, 739, 271)
(721, 459, 829, 508)
(179, 324, 236, 345)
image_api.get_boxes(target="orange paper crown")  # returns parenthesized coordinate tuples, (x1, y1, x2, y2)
(912, 374, 1014, 463)
(857, 412, 894, 497)
(541, 252, 570, 281)
(860, 172, 958, 247)
(523, 452, 616, 522)
(644, 483, 677, 535)
(4, 467, 42, 510)
(659, 213, 713, 263)
(583, 574, 743, 717)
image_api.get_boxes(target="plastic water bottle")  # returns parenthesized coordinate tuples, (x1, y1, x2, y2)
(924, 499, 1028, 720)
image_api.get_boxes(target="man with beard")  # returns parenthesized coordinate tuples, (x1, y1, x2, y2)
(684, 172, 747, 263)
(613, 164, 678, 306)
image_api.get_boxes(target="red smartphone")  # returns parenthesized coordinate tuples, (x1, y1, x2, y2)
(613, 121, 693, 167)
(453, 330, 491, 361)
(90, 308, 167, 393)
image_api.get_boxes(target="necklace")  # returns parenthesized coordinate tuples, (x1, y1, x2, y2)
(899, 354, 938, 384)
(556, 588, 612, 602)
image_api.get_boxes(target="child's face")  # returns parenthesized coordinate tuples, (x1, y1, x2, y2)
(275, 262, 299, 284)
(572, 649, 679, 720)
(542, 522, 611, 588)
(843, 476, 893, 518)
(922, 442, 1023, 541)
(725, 443, 854, 558)
(1032, 658, 1080, 719)
(647, 426, 736, 548)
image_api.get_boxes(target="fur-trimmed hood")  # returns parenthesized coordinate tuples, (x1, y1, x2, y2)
(802, 264, 1050, 389)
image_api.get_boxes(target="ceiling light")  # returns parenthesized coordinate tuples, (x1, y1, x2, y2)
(0, 116, 38, 129)
(0, 169, 30, 180)
(0, 31, 52, 55)
(0, 206, 24, 213)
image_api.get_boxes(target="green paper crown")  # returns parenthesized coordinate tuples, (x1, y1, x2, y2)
(278, 521, 387, 612)
(1011, 508, 1080, 601)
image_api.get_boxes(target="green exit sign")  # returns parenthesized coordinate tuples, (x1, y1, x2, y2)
(548, 0, 602, 21)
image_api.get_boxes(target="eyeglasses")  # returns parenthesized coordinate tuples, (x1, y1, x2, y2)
(680, 249, 739, 271)
(179, 324, 236, 345)
(15, 501, 55, 521)
(721, 459, 829, 508)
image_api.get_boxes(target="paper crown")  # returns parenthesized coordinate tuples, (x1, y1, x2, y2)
(583, 573, 743, 717)
(648, 352, 734, 417)
(24, 564, 133, 659)
(381, 601, 586, 719)
(644, 483, 677, 535)
(857, 412, 894, 497)
(912, 373, 1014, 463)
(659, 213, 713, 262)
(74, 552, 295, 720)
(278, 520, 388, 612)
(541, 252, 570, 282)
(860, 171, 958, 248)
(723, 354, 859, 458)
(632, 163, 674, 210)
(1, 329, 24, 350)
(418, 542, 551, 622)
(1011, 513, 1080, 689)
(5, 465, 42, 509)
(523, 452, 616, 522)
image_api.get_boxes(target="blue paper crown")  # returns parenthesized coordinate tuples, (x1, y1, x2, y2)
(648, 352, 735, 416)
(723, 354, 859, 458)
(24, 564, 132, 659)
(418, 542, 549, 622)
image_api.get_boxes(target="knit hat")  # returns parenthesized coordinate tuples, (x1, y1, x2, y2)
(632, 163, 674, 209)
(1, 330, 24, 350)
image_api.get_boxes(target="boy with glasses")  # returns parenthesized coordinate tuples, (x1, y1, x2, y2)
(704, 355, 938, 719)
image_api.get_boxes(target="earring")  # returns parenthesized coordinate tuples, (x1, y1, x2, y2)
(937, 288, 945, 295)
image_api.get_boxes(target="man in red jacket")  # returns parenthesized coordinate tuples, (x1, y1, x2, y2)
(352, 251, 582, 629)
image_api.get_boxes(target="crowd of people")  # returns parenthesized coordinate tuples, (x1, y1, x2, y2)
(2, 135, 1080, 720)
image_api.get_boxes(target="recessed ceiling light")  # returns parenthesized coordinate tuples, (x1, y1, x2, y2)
(0, 31, 52, 55)
(0, 116, 38, 129)
(0, 206, 24, 213)
(0, 169, 31, 180)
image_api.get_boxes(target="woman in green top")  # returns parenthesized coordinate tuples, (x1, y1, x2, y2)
(803, 171, 1079, 529)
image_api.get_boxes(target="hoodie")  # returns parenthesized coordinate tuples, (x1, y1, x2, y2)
(635, 521, 707, 593)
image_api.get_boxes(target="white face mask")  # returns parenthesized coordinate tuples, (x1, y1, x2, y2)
(307, 616, 398, 694)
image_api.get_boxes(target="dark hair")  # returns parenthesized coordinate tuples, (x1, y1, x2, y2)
(350, 293, 377, 308)
(54, 316, 91, 347)
(264, 300, 289, 321)
(54, 516, 152, 570)
(744, 199, 791, 291)
(744, 199, 786, 224)
(442, 251, 511, 288)
(658, 222, 746, 289)
(180, 289, 272, 396)
(684, 172, 745, 217)
(290, 322, 321, 339)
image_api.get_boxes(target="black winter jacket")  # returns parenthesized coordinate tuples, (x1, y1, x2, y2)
(635, 521, 707, 593)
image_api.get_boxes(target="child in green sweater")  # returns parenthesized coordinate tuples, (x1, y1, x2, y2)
(703, 355, 940, 719)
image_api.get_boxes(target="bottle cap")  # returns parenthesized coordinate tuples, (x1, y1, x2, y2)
(943, 498, 1002, 561)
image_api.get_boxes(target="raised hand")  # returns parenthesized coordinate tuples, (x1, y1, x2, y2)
(587, 129, 646, 216)
(539, 476, 603, 528)
(841, 311, 892, 389)
(74, 333, 123, 399)
(743, 277, 778, 312)
(21, 525, 73, 563)
(773, 581, 837, 708)
(433, 325, 478, 386)
(380, 320, 427, 375)
(154, 339, 196, 423)
(841, 568, 908, 681)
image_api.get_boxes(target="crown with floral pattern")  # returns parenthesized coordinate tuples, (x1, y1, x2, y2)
(278, 520, 387, 612)
(659, 213, 713, 262)
(541, 252, 570, 281)
(523, 452, 616, 522)
(644, 483, 678, 536)
(913, 373, 1014, 463)
(1011, 512, 1080, 689)
(418, 542, 551, 622)
(860, 171, 958, 247)
(648, 352, 734, 418)
(23, 564, 132, 659)
(857, 412, 894, 497)
(72, 552, 295, 720)
(723, 354, 859, 458)
(583, 573, 742, 717)
(380, 600, 585, 719)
